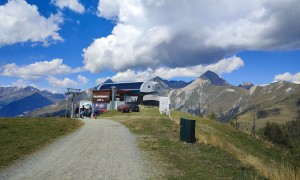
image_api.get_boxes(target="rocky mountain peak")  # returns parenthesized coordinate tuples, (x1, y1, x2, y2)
(199, 70, 230, 86)
(238, 82, 254, 90)
(23, 86, 39, 92)
(104, 79, 114, 83)
(152, 76, 163, 81)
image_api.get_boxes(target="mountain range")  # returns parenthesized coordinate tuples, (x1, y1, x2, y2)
(1, 71, 299, 131)
(0, 86, 65, 117)
(166, 71, 300, 131)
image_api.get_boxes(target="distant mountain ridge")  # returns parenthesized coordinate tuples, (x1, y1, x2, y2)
(151, 76, 192, 89)
(238, 82, 254, 90)
(0, 93, 53, 117)
(0, 86, 65, 117)
(104, 79, 114, 83)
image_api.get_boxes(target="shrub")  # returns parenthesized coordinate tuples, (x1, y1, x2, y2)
(260, 120, 300, 154)
(208, 111, 216, 120)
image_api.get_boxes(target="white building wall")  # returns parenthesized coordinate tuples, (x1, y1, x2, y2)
(141, 81, 163, 94)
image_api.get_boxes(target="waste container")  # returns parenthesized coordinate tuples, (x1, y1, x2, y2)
(180, 118, 196, 143)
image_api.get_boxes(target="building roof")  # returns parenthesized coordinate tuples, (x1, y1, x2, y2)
(97, 82, 144, 91)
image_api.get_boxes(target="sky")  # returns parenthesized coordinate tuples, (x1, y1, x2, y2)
(0, 0, 299, 93)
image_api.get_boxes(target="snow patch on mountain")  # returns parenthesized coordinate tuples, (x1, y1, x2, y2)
(285, 87, 293, 93)
(250, 86, 257, 95)
(225, 89, 236, 93)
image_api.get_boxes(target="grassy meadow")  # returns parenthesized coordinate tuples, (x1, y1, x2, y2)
(102, 106, 300, 179)
(0, 117, 83, 168)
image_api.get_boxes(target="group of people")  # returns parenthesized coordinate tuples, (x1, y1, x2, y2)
(74, 104, 99, 119)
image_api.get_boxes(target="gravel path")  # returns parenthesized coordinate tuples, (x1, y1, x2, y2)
(0, 118, 151, 180)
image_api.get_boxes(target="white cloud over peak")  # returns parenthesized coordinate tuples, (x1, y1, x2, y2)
(11, 79, 37, 88)
(155, 56, 244, 79)
(0, 0, 63, 47)
(47, 75, 89, 88)
(96, 76, 112, 85)
(96, 56, 244, 83)
(77, 75, 89, 84)
(111, 69, 155, 82)
(1, 59, 83, 79)
(84, 0, 300, 74)
(47, 76, 78, 87)
(274, 72, 300, 84)
(52, 0, 85, 14)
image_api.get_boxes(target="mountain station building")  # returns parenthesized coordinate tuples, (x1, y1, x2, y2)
(92, 81, 162, 112)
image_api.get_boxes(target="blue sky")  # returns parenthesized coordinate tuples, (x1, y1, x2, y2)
(0, 0, 299, 93)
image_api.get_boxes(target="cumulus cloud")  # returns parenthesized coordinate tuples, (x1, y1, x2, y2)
(47, 74, 90, 89)
(11, 79, 37, 88)
(96, 56, 244, 83)
(77, 75, 89, 84)
(274, 72, 300, 84)
(155, 56, 244, 79)
(83, 0, 300, 74)
(51, 0, 85, 14)
(1, 59, 83, 79)
(47, 76, 78, 87)
(0, 0, 63, 47)
(95, 76, 112, 85)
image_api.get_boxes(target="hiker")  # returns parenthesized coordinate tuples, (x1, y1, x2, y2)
(93, 107, 99, 119)
(74, 105, 79, 118)
(80, 105, 85, 118)
(88, 106, 92, 118)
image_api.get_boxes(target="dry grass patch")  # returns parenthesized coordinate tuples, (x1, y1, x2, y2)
(196, 122, 300, 180)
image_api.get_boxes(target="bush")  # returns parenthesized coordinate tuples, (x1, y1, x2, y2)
(208, 111, 216, 120)
(260, 120, 300, 154)
(263, 122, 288, 147)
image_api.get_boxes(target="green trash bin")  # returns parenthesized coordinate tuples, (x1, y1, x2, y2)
(180, 118, 196, 143)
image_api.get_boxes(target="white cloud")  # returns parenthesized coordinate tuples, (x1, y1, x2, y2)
(83, 0, 300, 73)
(47, 75, 89, 89)
(155, 56, 244, 79)
(274, 72, 300, 84)
(0, 0, 63, 47)
(52, 0, 85, 14)
(97, 0, 120, 19)
(77, 75, 89, 84)
(95, 76, 112, 85)
(111, 69, 155, 82)
(11, 79, 37, 88)
(1, 59, 83, 79)
(47, 76, 78, 87)
(98, 56, 244, 83)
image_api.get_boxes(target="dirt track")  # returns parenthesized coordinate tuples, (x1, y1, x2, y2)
(0, 118, 151, 180)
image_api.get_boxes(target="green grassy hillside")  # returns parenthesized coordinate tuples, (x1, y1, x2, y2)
(238, 91, 300, 133)
(0, 117, 83, 168)
(102, 106, 300, 179)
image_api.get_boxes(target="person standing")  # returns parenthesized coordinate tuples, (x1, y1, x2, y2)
(93, 107, 99, 119)
(88, 106, 93, 118)
(80, 105, 85, 118)
(74, 105, 79, 118)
